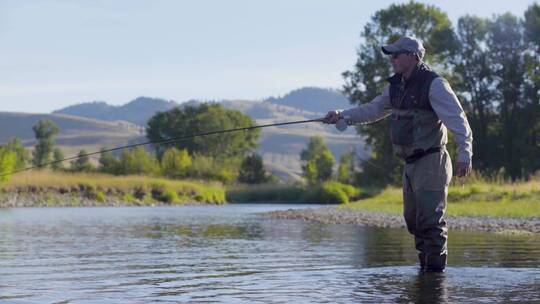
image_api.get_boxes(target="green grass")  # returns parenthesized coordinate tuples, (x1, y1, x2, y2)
(342, 180, 540, 218)
(226, 183, 305, 203)
(226, 181, 362, 204)
(1, 171, 226, 205)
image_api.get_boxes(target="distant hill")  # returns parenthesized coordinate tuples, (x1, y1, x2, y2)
(54, 87, 354, 126)
(54, 97, 178, 125)
(21, 87, 365, 181)
(0, 112, 144, 161)
(264, 87, 352, 113)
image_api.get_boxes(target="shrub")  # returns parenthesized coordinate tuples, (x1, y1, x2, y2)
(95, 191, 106, 203)
(195, 187, 226, 204)
(238, 153, 272, 184)
(304, 182, 360, 204)
(123, 192, 136, 203)
(117, 147, 161, 176)
(159, 189, 179, 204)
(161, 148, 192, 179)
(188, 154, 240, 183)
(226, 184, 304, 203)
(0, 148, 17, 183)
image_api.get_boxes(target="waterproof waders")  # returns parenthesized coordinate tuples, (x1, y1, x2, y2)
(388, 63, 450, 272)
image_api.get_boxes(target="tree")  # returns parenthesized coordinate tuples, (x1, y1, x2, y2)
(117, 147, 161, 176)
(451, 15, 495, 173)
(522, 4, 540, 177)
(487, 13, 528, 180)
(70, 150, 94, 172)
(301, 136, 335, 184)
(51, 148, 65, 171)
(238, 153, 271, 184)
(3, 138, 28, 170)
(342, 2, 456, 186)
(0, 147, 17, 183)
(32, 119, 59, 168)
(161, 148, 192, 178)
(187, 153, 242, 183)
(146, 103, 260, 160)
(98, 148, 119, 174)
(337, 149, 356, 185)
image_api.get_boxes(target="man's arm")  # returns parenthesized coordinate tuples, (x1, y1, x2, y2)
(429, 77, 473, 175)
(337, 86, 392, 124)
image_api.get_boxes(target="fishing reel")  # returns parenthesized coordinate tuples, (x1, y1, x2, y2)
(335, 115, 353, 132)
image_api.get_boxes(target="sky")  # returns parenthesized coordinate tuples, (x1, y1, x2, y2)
(0, 0, 536, 113)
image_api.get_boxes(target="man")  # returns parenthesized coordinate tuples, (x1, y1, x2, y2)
(323, 36, 473, 273)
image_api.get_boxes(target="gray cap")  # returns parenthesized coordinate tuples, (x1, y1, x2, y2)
(381, 36, 425, 59)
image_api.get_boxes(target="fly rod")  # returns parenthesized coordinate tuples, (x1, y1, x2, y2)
(0, 118, 325, 177)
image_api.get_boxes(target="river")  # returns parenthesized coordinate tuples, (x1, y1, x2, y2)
(0, 204, 538, 303)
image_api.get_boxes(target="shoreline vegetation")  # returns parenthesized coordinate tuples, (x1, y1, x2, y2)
(1, 171, 538, 234)
(261, 177, 540, 234)
(0, 171, 226, 207)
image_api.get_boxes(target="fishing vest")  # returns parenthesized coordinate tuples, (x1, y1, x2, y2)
(387, 63, 448, 160)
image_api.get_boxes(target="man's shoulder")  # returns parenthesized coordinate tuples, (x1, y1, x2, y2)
(429, 76, 451, 90)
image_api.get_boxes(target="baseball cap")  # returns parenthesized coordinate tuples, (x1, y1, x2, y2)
(381, 36, 425, 60)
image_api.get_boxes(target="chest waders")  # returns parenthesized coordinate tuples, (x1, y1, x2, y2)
(388, 64, 451, 272)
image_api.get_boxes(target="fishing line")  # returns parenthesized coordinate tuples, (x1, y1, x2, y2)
(0, 118, 325, 177)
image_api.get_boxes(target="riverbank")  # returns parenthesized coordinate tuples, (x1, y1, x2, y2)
(264, 207, 540, 234)
(263, 179, 540, 234)
(343, 180, 540, 218)
(0, 171, 226, 207)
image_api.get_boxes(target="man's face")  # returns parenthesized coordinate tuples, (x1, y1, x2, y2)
(389, 52, 417, 74)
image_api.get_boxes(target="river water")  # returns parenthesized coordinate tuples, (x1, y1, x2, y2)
(0, 205, 538, 303)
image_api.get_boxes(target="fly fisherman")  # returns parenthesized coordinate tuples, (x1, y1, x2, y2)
(323, 37, 473, 273)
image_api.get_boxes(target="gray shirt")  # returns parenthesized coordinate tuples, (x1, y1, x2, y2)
(340, 77, 473, 163)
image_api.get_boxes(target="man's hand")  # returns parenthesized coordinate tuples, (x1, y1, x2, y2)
(456, 162, 472, 177)
(322, 110, 341, 124)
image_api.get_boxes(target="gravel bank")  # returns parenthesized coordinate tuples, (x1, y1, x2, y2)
(263, 207, 540, 234)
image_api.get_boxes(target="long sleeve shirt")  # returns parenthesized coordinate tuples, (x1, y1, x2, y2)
(340, 77, 473, 163)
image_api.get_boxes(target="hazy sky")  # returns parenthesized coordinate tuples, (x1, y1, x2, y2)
(1, 0, 536, 113)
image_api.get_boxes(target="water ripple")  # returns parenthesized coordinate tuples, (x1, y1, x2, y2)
(0, 205, 538, 303)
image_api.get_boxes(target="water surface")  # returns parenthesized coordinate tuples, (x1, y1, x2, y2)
(0, 205, 538, 303)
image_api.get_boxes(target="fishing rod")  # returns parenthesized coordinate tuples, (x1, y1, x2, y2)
(0, 118, 328, 177)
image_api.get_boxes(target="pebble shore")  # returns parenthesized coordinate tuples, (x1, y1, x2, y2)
(263, 207, 540, 234)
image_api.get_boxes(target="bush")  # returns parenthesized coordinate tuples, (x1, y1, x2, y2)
(226, 183, 305, 203)
(150, 183, 166, 200)
(159, 189, 180, 204)
(195, 187, 226, 204)
(188, 154, 240, 183)
(304, 182, 360, 204)
(238, 153, 272, 184)
(95, 191, 106, 203)
(161, 148, 192, 178)
(123, 192, 136, 203)
(117, 147, 161, 176)
(0, 148, 17, 182)
(301, 136, 335, 184)
(70, 150, 94, 172)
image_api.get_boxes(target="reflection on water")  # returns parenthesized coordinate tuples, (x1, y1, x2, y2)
(0, 205, 538, 303)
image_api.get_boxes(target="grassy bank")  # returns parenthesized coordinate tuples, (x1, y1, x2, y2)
(226, 182, 362, 204)
(341, 180, 540, 218)
(4, 171, 539, 219)
(0, 171, 226, 206)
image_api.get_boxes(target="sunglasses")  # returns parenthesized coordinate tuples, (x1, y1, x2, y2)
(390, 51, 410, 59)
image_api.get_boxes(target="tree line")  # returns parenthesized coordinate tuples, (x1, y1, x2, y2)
(0, 104, 274, 184)
(342, 1, 540, 185)
(0, 102, 358, 190)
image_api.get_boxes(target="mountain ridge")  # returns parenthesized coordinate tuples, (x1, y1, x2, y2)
(53, 87, 353, 126)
